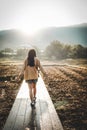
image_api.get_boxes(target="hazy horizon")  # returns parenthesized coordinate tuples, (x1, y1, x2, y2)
(0, 22, 87, 32)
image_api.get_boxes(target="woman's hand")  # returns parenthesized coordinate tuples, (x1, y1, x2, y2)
(19, 72, 24, 80)
(15, 72, 23, 81)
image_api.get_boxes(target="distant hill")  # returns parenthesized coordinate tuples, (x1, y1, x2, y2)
(0, 23, 87, 50)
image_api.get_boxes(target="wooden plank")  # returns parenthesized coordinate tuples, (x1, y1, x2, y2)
(17, 99, 27, 116)
(40, 101, 53, 130)
(24, 99, 41, 130)
(37, 77, 63, 130)
(12, 99, 27, 130)
(12, 115, 24, 130)
(23, 99, 33, 128)
(35, 99, 41, 130)
(3, 99, 21, 130)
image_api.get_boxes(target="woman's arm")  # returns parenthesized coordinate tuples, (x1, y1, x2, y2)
(19, 59, 26, 77)
(35, 58, 46, 75)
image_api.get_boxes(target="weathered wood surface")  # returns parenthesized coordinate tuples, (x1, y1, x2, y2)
(3, 77, 63, 130)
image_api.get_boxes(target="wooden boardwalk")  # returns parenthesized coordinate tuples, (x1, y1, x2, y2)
(3, 77, 63, 130)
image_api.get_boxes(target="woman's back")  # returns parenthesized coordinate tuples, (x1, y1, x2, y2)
(24, 57, 39, 80)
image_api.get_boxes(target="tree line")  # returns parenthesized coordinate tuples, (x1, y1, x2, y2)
(0, 40, 87, 59)
(45, 40, 87, 59)
(0, 46, 40, 59)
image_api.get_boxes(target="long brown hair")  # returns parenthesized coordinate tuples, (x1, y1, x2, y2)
(27, 49, 36, 66)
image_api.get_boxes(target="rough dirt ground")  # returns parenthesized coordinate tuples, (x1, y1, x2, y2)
(44, 65, 87, 130)
(0, 61, 23, 130)
(0, 60, 87, 130)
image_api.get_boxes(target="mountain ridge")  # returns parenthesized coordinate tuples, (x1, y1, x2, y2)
(0, 23, 87, 50)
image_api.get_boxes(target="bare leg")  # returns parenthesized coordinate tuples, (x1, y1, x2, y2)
(33, 83, 36, 98)
(28, 83, 33, 101)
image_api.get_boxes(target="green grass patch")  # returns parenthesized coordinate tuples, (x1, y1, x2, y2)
(54, 100, 69, 110)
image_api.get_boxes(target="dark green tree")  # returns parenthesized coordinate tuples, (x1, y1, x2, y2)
(45, 40, 63, 59)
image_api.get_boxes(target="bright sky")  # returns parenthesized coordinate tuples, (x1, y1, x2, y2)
(0, 0, 87, 34)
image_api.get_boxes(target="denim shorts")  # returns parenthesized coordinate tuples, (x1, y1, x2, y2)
(26, 79, 38, 84)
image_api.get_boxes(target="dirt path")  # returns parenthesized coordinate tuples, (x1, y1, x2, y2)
(44, 65, 87, 130)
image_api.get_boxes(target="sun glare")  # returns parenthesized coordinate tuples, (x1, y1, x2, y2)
(19, 24, 41, 35)
(15, 5, 56, 35)
(16, 4, 69, 36)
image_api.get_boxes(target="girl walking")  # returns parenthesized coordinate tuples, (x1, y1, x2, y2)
(22, 49, 46, 106)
